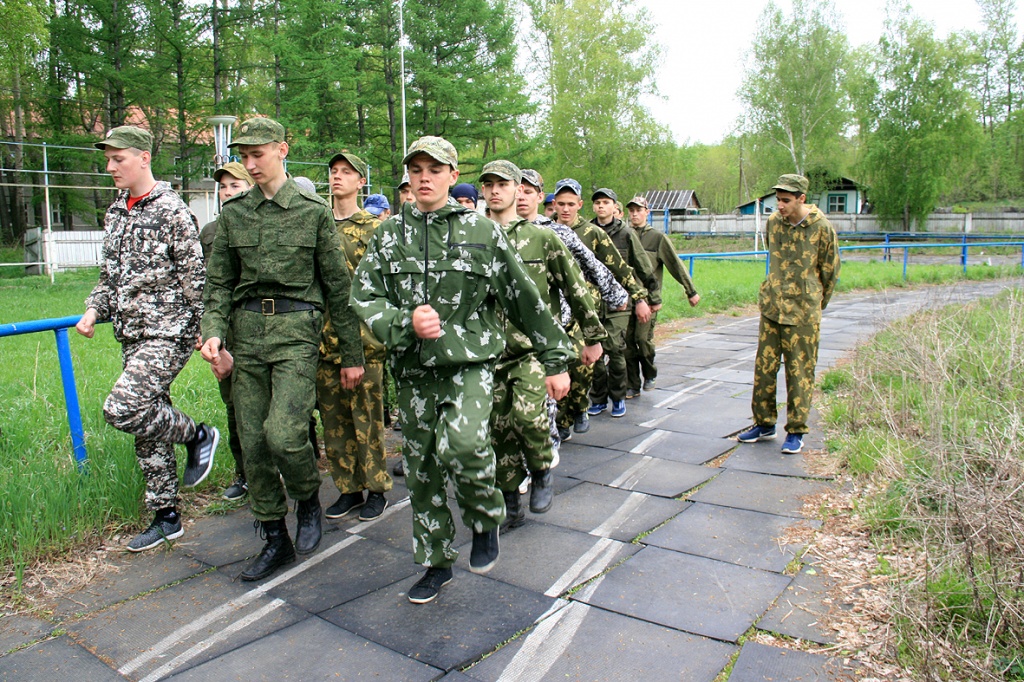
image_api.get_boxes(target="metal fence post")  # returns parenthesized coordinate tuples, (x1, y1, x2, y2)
(53, 326, 88, 469)
(962, 234, 968, 273)
(903, 247, 909, 281)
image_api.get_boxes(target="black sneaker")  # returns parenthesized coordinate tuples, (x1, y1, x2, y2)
(325, 491, 365, 519)
(127, 514, 183, 552)
(359, 492, 388, 521)
(469, 528, 499, 574)
(392, 460, 405, 477)
(408, 566, 453, 604)
(222, 477, 248, 501)
(573, 413, 590, 434)
(557, 426, 572, 442)
(183, 423, 219, 487)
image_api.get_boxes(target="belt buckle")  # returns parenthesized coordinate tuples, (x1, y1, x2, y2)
(260, 298, 275, 315)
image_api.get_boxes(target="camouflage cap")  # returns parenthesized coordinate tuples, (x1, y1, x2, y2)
(213, 161, 254, 185)
(554, 178, 582, 197)
(398, 171, 411, 189)
(479, 160, 522, 184)
(592, 187, 617, 202)
(403, 136, 458, 169)
(328, 149, 368, 178)
(626, 195, 648, 209)
(521, 169, 544, 191)
(95, 125, 153, 153)
(772, 174, 809, 195)
(229, 117, 285, 148)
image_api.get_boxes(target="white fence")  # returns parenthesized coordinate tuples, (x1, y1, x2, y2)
(23, 228, 103, 275)
(655, 212, 1024, 235)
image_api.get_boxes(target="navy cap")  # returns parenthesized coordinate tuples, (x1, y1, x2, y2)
(544, 193, 555, 205)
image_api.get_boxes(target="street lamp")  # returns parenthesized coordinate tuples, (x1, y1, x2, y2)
(208, 115, 238, 168)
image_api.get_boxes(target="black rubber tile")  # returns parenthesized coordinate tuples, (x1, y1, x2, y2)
(649, 396, 752, 438)
(688, 469, 826, 518)
(321, 570, 555, 671)
(757, 566, 836, 644)
(579, 547, 791, 642)
(642, 502, 820, 573)
(537, 482, 689, 542)
(609, 430, 737, 464)
(67, 567, 307, 680)
(164, 616, 440, 681)
(0, 614, 53, 654)
(356, 495, 472, 556)
(727, 641, 836, 681)
(653, 347, 743, 366)
(463, 602, 735, 682)
(0, 636, 122, 681)
(453, 522, 639, 596)
(551, 443, 623, 477)
(567, 418, 649, 449)
(723, 442, 833, 479)
(570, 453, 718, 498)
(686, 367, 755, 385)
(177, 509, 268, 568)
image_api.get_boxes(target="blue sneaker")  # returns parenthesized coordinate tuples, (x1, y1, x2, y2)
(737, 424, 777, 442)
(587, 403, 607, 416)
(610, 400, 626, 417)
(781, 433, 804, 454)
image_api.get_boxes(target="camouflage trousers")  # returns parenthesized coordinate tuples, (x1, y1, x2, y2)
(316, 359, 392, 495)
(217, 377, 245, 479)
(231, 309, 322, 521)
(492, 353, 554, 493)
(590, 312, 630, 404)
(104, 338, 197, 510)
(557, 333, 592, 429)
(397, 364, 505, 568)
(625, 310, 658, 391)
(751, 316, 820, 435)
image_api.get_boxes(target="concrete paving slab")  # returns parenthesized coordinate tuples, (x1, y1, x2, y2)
(176, 509, 266, 568)
(321, 570, 555, 671)
(728, 641, 835, 681)
(605, 429, 736, 464)
(567, 418, 649, 449)
(689, 470, 826, 518)
(356, 496, 471, 555)
(570, 453, 719, 498)
(648, 397, 752, 438)
(724, 442, 833, 479)
(68, 567, 307, 680)
(164, 616, 440, 682)
(579, 547, 791, 642)
(0, 614, 53, 654)
(687, 368, 754, 384)
(554, 443, 627, 476)
(538, 482, 689, 542)
(757, 567, 836, 644)
(463, 602, 735, 682)
(0, 636, 122, 681)
(642, 502, 820, 573)
(653, 347, 744, 366)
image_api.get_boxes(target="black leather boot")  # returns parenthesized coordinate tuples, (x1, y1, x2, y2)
(295, 491, 322, 555)
(530, 468, 554, 513)
(240, 519, 295, 581)
(501, 489, 525, 532)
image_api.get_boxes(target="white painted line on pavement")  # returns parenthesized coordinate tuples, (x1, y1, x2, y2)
(654, 379, 712, 409)
(590, 491, 646, 538)
(629, 429, 669, 454)
(609, 456, 654, 490)
(345, 496, 411, 533)
(543, 537, 614, 598)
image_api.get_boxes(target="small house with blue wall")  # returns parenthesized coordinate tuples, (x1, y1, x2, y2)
(737, 176, 866, 215)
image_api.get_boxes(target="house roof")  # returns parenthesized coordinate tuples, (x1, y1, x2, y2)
(736, 176, 865, 209)
(643, 190, 699, 210)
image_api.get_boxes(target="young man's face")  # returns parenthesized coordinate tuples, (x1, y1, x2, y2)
(517, 184, 543, 218)
(329, 159, 366, 200)
(398, 185, 415, 205)
(104, 147, 148, 191)
(407, 153, 458, 212)
(593, 197, 616, 222)
(544, 203, 556, 218)
(480, 176, 518, 213)
(775, 191, 806, 221)
(554, 191, 582, 225)
(628, 205, 648, 228)
(218, 176, 251, 203)
(454, 196, 477, 209)
(238, 141, 288, 188)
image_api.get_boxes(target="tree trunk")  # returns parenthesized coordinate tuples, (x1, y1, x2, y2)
(11, 59, 27, 239)
(212, 0, 221, 107)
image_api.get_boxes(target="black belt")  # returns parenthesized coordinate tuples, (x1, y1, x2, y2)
(240, 298, 316, 315)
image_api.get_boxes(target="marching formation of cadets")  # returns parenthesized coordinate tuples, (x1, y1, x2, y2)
(78, 119, 839, 604)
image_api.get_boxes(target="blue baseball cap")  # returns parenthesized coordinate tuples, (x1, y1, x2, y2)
(554, 178, 582, 197)
(451, 183, 478, 204)
(544, 193, 555, 205)
(364, 193, 390, 216)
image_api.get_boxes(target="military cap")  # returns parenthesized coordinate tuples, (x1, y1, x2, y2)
(772, 174, 809, 195)
(213, 161, 254, 185)
(95, 126, 153, 153)
(398, 172, 411, 189)
(451, 183, 478, 204)
(554, 178, 583, 197)
(479, 160, 522, 184)
(293, 176, 317, 194)
(328, 149, 368, 178)
(229, 117, 285, 147)
(521, 169, 544, 191)
(403, 135, 458, 169)
(626, 195, 649, 209)
(364, 193, 390, 216)
(544, 193, 555, 205)
(592, 188, 617, 202)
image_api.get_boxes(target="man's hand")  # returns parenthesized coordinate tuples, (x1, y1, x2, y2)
(581, 343, 603, 366)
(340, 366, 365, 390)
(412, 305, 442, 339)
(545, 372, 571, 401)
(211, 349, 234, 380)
(688, 293, 701, 307)
(75, 309, 98, 338)
(651, 303, 663, 313)
(201, 337, 222, 363)
(635, 300, 652, 324)
(195, 335, 204, 351)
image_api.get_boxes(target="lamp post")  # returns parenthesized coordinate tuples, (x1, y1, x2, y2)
(398, 0, 407, 155)
(208, 115, 237, 168)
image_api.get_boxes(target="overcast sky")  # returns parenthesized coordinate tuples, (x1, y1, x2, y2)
(636, 0, 1024, 145)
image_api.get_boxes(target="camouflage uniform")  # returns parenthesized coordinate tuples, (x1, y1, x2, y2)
(351, 201, 574, 568)
(317, 209, 392, 496)
(202, 178, 364, 522)
(86, 181, 205, 510)
(627, 224, 699, 391)
(493, 216, 605, 492)
(752, 204, 840, 434)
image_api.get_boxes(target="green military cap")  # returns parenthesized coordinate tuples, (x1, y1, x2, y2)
(626, 195, 649, 209)
(95, 125, 153, 153)
(772, 174, 809, 195)
(592, 187, 617, 202)
(480, 160, 522, 184)
(521, 169, 543, 191)
(328, 149, 368, 178)
(213, 161, 254, 185)
(403, 135, 458, 169)
(229, 117, 285, 148)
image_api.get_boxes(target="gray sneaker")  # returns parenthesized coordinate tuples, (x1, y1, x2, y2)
(222, 477, 248, 501)
(127, 515, 183, 552)
(184, 424, 219, 487)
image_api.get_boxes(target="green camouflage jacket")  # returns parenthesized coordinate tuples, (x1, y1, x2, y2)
(592, 217, 661, 308)
(636, 224, 698, 298)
